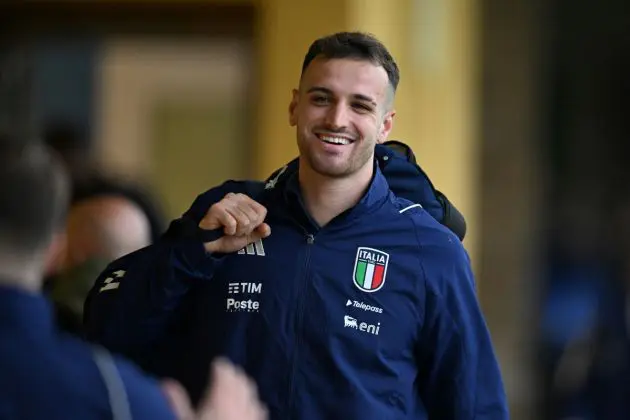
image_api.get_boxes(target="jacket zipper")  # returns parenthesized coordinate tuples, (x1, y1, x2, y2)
(285, 232, 315, 417)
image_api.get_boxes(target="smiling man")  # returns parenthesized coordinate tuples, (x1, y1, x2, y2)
(85, 32, 508, 419)
(290, 49, 395, 227)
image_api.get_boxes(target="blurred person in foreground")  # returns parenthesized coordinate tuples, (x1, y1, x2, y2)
(0, 137, 266, 420)
(85, 31, 507, 419)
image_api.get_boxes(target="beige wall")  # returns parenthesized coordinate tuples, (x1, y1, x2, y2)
(95, 38, 252, 218)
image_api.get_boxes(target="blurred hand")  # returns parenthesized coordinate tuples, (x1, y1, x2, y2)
(199, 193, 271, 254)
(197, 358, 268, 420)
(161, 379, 195, 420)
(161, 358, 267, 420)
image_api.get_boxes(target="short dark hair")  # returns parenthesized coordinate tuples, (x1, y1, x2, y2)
(301, 32, 400, 92)
(0, 135, 69, 253)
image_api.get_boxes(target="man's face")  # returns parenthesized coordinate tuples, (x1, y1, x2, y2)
(289, 57, 395, 178)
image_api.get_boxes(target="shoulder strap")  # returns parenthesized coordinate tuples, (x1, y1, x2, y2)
(92, 346, 133, 420)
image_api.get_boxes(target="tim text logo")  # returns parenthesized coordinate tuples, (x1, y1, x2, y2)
(343, 315, 381, 336)
(228, 282, 262, 294)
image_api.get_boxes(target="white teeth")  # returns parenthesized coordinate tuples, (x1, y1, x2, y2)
(320, 135, 351, 145)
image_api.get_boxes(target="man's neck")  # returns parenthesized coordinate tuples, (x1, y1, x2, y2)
(0, 257, 42, 293)
(298, 160, 374, 227)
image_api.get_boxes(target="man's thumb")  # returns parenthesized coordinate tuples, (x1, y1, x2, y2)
(252, 223, 271, 239)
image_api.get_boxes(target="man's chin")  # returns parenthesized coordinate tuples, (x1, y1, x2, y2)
(307, 159, 351, 179)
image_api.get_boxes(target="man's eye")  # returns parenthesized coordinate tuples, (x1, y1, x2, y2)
(311, 96, 329, 104)
(352, 103, 372, 112)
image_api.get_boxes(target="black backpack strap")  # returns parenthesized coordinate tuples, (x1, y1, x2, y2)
(435, 190, 467, 241)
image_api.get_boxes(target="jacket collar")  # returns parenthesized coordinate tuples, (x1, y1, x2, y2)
(264, 143, 443, 222)
(0, 284, 54, 339)
(280, 159, 391, 230)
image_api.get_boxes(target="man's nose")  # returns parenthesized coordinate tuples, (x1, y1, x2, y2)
(324, 103, 350, 130)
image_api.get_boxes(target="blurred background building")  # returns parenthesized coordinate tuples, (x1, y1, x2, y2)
(1, 0, 629, 418)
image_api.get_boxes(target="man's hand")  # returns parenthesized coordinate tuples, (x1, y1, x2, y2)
(197, 358, 268, 420)
(199, 193, 271, 254)
(161, 358, 267, 420)
(161, 379, 196, 420)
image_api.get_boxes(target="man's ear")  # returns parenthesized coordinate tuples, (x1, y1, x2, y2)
(44, 230, 67, 276)
(289, 89, 299, 126)
(377, 110, 396, 144)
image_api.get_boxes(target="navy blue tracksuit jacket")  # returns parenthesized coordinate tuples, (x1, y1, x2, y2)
(0, 285, 175, 420)
(85, 160, 508, 419)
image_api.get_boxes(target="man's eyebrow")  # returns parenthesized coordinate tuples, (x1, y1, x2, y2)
(306, 86, 377, 106)
(306, 86, 333, 95)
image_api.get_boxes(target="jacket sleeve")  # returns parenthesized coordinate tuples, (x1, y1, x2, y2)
(114, 355, 179, 420)
(83, 181, 245, 362)
(416, 238, 509, 419)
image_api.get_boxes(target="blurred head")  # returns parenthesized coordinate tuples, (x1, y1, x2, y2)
(48, 195, 151, 321)
(289, 32, 399, 179)
(64, 195, 151, 269)
(0, 136, 69, 289)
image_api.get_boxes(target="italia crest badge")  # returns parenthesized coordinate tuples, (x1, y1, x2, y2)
(353, 247, 389, 293)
